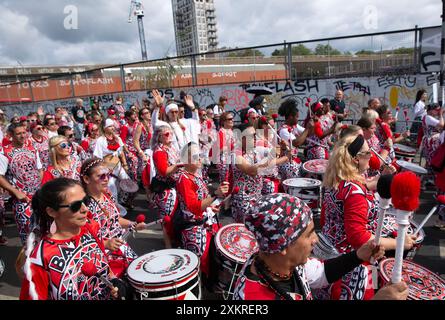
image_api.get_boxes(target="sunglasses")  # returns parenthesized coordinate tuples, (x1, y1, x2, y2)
(48, 122, 57, 126)
(35, 127, 43, 131)
(225, 118, 234, 121)
(98, 172, 111, 181)
(142, 111, 150, 115)
(57, 195, 90, 212)
(163, 132, 171, 137)
(357, 150, 372, 157)
(58, 142, 70, 149)
(67, 134, 74, 139)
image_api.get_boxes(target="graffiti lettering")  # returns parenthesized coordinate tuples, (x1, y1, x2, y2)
(376, 75, 417, 89)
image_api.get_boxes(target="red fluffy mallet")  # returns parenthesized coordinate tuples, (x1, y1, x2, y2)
(403, 110, 408, 117)
(390, 171, 421, 212)
(341, 124, 348, 130)
(232, 186, 240, 194)
(244, 120, 248, 124)
(307, 98, 312, 103)
(369, 154, 381, 170)
(305, 102, 310, 107)
(437, 195, 445, 205)
(288, 127, 292, 133)
(271, 114, 278, 119)
(81, 260, 98, 277)
(260, 116, 267, 122)
(136, 214, 146, 224)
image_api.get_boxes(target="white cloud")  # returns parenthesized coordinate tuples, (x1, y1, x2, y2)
(0, 0, 441, 66)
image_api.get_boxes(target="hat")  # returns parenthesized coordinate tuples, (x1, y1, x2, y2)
(165, 103, 179, 114)
(104, 119, 114, 128)
(249, 96, 265, 108)
(245, 193, 312, 254)
(247, 108, 258, 115)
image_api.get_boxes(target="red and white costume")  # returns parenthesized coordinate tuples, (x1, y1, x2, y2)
(421, 115, 442, 167)
(215, 127, 234, 185)
(176, 171, 218, 276)
(80, 136, 98, 159)
(320, 180, 378, 300)
(231, 149, 264, 223)
(0, 143, 42, 244)
(29, 135, 50, 170)
(152, 144, 181, 218)
(20, 221, 114, 300)
(120, 121, 139, 180)
(41, 157, 82, 185)
(306, 114, 334, 160)
(86, 193, 137, 277)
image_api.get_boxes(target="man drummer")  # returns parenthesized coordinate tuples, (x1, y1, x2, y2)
(233, 193, 408, 300)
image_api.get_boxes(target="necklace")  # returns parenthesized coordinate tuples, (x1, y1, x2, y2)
(257, 257, 292, 280)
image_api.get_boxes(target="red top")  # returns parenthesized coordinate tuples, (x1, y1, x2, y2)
(176, 172, 204, 218)
(153, 150, 168, 177)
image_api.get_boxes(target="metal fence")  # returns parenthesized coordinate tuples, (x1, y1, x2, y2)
(0, 25, 438, 106)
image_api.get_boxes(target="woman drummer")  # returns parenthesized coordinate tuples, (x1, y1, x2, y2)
(357, 114, 392, 177)
(231, 123, 291, 223)
(120, 110, 140, 184)
(20, 178, 122, 300)
(304, 102, 337, 160)
(175, 142, 229, 280)
(421, 103, 445, 168)
(151, 125, 183, 248)
(277, 98, 314, 179)
(320, 134, 416, 300)
(255, 115, 282, 194)
(81, 158, 145, 278)
(133, 107, 153, 177)
(215, 111, 235, 189)
(93, 119, 132, 208)
(81, 122, 100, 159)
(41, 136, 82, 184)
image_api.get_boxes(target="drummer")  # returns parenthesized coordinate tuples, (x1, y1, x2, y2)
(231, 123, 291, 223)
(175, 142, 229, 281)
(81, 158, 145, 278)
(20, 178, 123, 300)
(151, 125, 183, 248)
(421, 103, 444, 168)
(320, 134, 416, 299)
(277, 98, 314, 179)
(41, 136, 82, 184)
(304, 102, 337, 160)
(233, 193, 408, 301)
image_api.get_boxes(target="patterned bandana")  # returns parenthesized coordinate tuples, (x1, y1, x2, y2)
(245, 193, 312, 254)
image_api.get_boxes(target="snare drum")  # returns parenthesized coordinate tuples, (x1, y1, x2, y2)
(282, 178, 322, 213)
(379, 258, 445, 300)
(394, 144, 416, 161)
(381, 212, 425, 260)
(396, 160, 428, 175)
(302, 159, 329, 180)
(213, 224, 258, 299)
(126, 249, 201, 300)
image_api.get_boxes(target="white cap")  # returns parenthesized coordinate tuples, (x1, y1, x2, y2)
(165, 103, 179, 114)
(104, 118, 114, 128)
(247, 108, 258, 115)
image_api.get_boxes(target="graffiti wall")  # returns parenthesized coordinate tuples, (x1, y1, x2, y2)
(2, 73, 440, 124)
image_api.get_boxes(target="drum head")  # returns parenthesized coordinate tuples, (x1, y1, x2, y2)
(302, 159, 329, 175)
(382, 214, 425, 244)
(127, 249, 199, 285)
(396, 160, 428, 174)
(119, 179, 139, 193)
(215, 224, 258, 264)
(379, 258, 445, 300)
(394, 144, 416, 154)
(103, 155, 120, 170)
(283, 178, 322, 189)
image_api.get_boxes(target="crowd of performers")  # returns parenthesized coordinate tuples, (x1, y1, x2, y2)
(0, 87, 444, 300)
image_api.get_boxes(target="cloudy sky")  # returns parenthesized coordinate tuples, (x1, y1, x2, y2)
(0, 0, 441, 66)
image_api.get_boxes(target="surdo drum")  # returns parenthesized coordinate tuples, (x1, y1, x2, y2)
(283, 178, 322, 214)
(213, 223, 259, 299)
(379, 258, 445, 300)
(126, 249, 201, 300)
(302, 159, 329, 179)
(396, 160, 428, 175)
(393, 144, 416, 161)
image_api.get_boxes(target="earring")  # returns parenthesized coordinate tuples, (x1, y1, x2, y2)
(50, 221, 57, 234)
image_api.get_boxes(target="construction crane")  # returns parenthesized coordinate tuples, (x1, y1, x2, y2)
(128, 0, 148, 60)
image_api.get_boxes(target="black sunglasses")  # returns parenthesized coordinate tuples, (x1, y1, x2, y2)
(57, 195, 90, 212)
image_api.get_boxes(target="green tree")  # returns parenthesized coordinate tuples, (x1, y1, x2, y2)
(272, 44, 313, 56)
(314, 44, 342, 55)
(392, 47, 414, 54)
(227, 48, 265, 58)
(355, 49, 375, 55)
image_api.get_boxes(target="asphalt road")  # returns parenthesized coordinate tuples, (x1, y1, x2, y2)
(1, 178, 444, 300)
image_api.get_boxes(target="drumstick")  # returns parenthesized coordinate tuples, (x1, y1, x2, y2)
(413, 205, 438, 237)
(122, 214, 146, 241)
(403, 110, 410, 131)
(81, 261, 116, 291)
(370, 147, 391, 167)
(394, 107, 400, 121)
(260, 116, 290, 151)
(390, 172, 421, 284)
(372, 174, 394, 289)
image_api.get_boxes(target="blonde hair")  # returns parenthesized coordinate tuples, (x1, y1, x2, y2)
(323, 134, 365, 189)
(49, 135, 68, 171)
